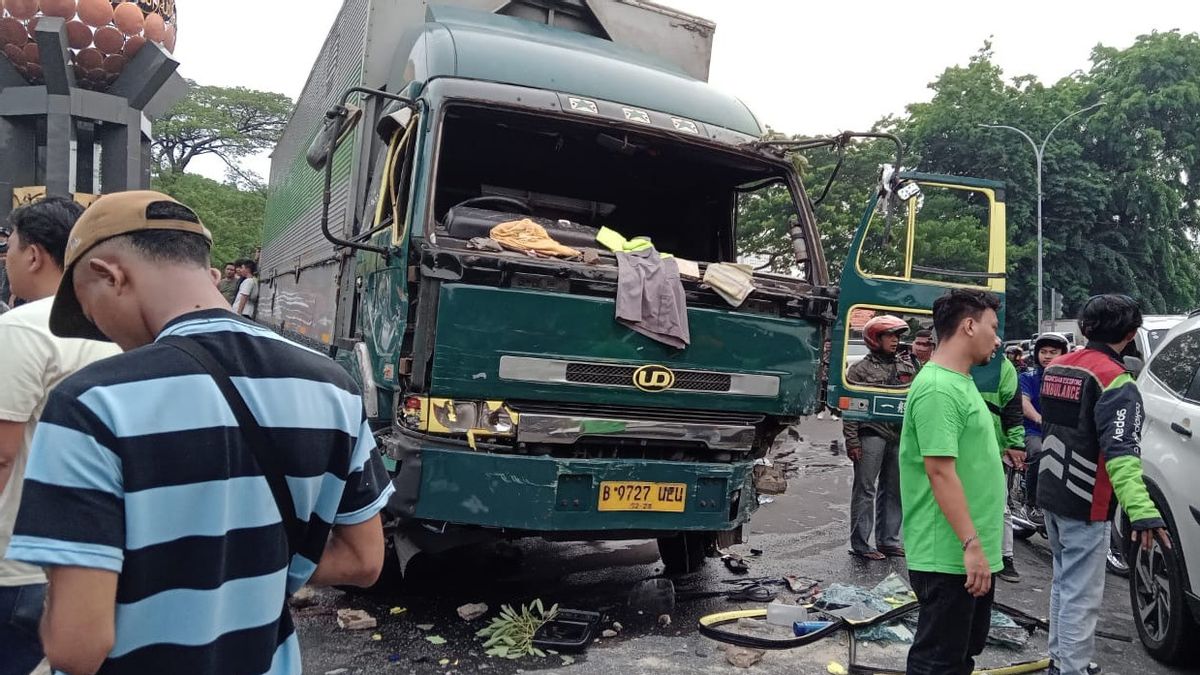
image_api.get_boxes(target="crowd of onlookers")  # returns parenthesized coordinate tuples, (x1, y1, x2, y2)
(217, 258, 259, 319)
(843, 292, 1165, 675)
(0, 193, 389, 675)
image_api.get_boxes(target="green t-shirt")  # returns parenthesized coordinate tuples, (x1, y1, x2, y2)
(899, 362, 1006, 574)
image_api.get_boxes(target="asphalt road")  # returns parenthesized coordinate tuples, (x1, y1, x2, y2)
(295, 417, 1192, 675)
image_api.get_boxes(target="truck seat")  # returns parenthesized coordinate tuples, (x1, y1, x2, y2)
(441, 206, 601, 249)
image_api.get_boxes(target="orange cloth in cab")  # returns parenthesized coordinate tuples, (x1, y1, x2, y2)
(489, 219, 582, 258)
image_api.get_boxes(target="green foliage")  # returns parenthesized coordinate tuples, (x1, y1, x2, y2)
(737, 33, 1200, 337)
(476, 599, 558, 660)
(151, 171, 265, 267)
(152, 80, 293, 189)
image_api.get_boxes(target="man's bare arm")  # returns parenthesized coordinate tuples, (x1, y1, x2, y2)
(924, 456, 993, 597)
(0, 420, 26, 493)
(42, 566, 118, 675)
(308, 514, 385, 588)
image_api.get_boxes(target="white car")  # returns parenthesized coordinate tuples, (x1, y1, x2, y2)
(1136, 314, 1186, 358)
(1129, 311, 1200, 665)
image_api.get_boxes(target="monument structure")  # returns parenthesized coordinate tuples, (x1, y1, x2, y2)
(0, 0, 185, 217)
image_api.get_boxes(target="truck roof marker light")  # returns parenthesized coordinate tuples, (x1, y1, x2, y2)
(567, 97, 598, 114)
(622, 107, 651, 124)
(671, 118, 699, 134)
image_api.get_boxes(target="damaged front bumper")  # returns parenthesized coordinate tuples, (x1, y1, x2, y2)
(382, 427, 757, 533)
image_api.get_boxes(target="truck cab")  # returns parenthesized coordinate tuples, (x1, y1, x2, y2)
(262, 0, 1005, 578)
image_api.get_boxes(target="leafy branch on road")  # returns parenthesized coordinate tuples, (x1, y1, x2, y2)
(476, 599, 558, 659)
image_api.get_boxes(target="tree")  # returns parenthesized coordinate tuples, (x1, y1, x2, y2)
(741, 36, 1200, 338)
(152, 81, 293, 189)
(151, 171, 266, 267)
(735, 129, 899, 281)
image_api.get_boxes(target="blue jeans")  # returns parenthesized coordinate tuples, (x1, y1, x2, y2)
(0, 583, 46, 675)
(1046, 511, 1108, 675)
(849, 435, 902, 553)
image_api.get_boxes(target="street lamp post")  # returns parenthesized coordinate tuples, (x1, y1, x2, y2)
(979, 101, 1104, 332)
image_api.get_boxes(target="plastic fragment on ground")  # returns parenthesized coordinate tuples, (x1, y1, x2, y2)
(335, 609, 377, 630)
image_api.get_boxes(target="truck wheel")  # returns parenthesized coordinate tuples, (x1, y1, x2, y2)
(1129, 516, 1199, 664)
(657, 533, 710, 575)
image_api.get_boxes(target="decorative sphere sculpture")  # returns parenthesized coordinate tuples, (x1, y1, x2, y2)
(0, 0, 177, 90)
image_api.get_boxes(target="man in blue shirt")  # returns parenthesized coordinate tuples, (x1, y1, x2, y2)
(5, 191, 393, 675)
(1018, 332, 1069, 525)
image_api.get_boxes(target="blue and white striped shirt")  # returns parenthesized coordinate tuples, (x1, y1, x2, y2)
(7, 310, 394, 674)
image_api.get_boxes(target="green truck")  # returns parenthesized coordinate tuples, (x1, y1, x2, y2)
(261, 0, 1007, 580)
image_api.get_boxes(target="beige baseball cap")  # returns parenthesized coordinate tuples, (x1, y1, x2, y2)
(50, 190, 212, 340)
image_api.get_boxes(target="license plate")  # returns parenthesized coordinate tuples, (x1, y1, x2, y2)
(597, 481, 687, 512)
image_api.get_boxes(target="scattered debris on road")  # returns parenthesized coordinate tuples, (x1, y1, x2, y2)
(533, 608, 602, 653)
(335, 609, 377, 630)
(477, 599, 559, 658)
(721, 552, 751, 574)
(426, 635, 447, 645)
(628, 578, 676, 614)
(724, 645, 765, 668)
(289, 586, 317, 609)
(457, 602, 489, 621)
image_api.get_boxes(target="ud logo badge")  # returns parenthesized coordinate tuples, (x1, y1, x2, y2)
(633, 365, 675, 392)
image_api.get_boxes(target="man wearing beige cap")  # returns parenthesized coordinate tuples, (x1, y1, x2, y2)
(5, 191, 393, 675)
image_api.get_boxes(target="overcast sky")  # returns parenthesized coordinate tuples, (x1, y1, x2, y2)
(172, 1, 1200, 179)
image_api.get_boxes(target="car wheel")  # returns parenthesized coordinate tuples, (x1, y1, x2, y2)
(1129, 524, 1199, 664)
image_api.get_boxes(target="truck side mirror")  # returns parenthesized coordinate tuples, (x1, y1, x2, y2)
(306, 104, 363, 171)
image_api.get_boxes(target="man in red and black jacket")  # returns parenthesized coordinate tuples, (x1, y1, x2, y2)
(1037, 294, 1170, 675)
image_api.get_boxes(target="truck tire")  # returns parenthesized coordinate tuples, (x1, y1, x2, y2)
(657, 532, 710, 575)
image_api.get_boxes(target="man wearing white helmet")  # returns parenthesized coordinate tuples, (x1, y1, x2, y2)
(844, 315, 918, 560)
(1019, 332, 1070, 526)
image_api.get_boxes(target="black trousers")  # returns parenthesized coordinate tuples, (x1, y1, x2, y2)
(907, 570, 995, 675)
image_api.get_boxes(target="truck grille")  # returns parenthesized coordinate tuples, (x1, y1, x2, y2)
(564, 363, 732, 392)
(498, 356, 780, 397)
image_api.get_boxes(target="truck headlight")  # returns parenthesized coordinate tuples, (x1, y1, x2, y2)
(399, 396, 516, 437)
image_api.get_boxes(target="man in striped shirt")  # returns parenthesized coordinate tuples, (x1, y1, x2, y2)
(5, 191, 394, 674)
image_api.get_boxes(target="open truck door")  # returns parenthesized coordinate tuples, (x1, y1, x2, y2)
(829, 172, 1007, 421)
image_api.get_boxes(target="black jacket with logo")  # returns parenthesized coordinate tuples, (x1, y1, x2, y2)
(1036, 343, 1164, 528)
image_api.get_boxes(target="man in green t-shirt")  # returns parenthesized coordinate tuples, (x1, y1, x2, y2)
(900, 288, 1006, 675)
